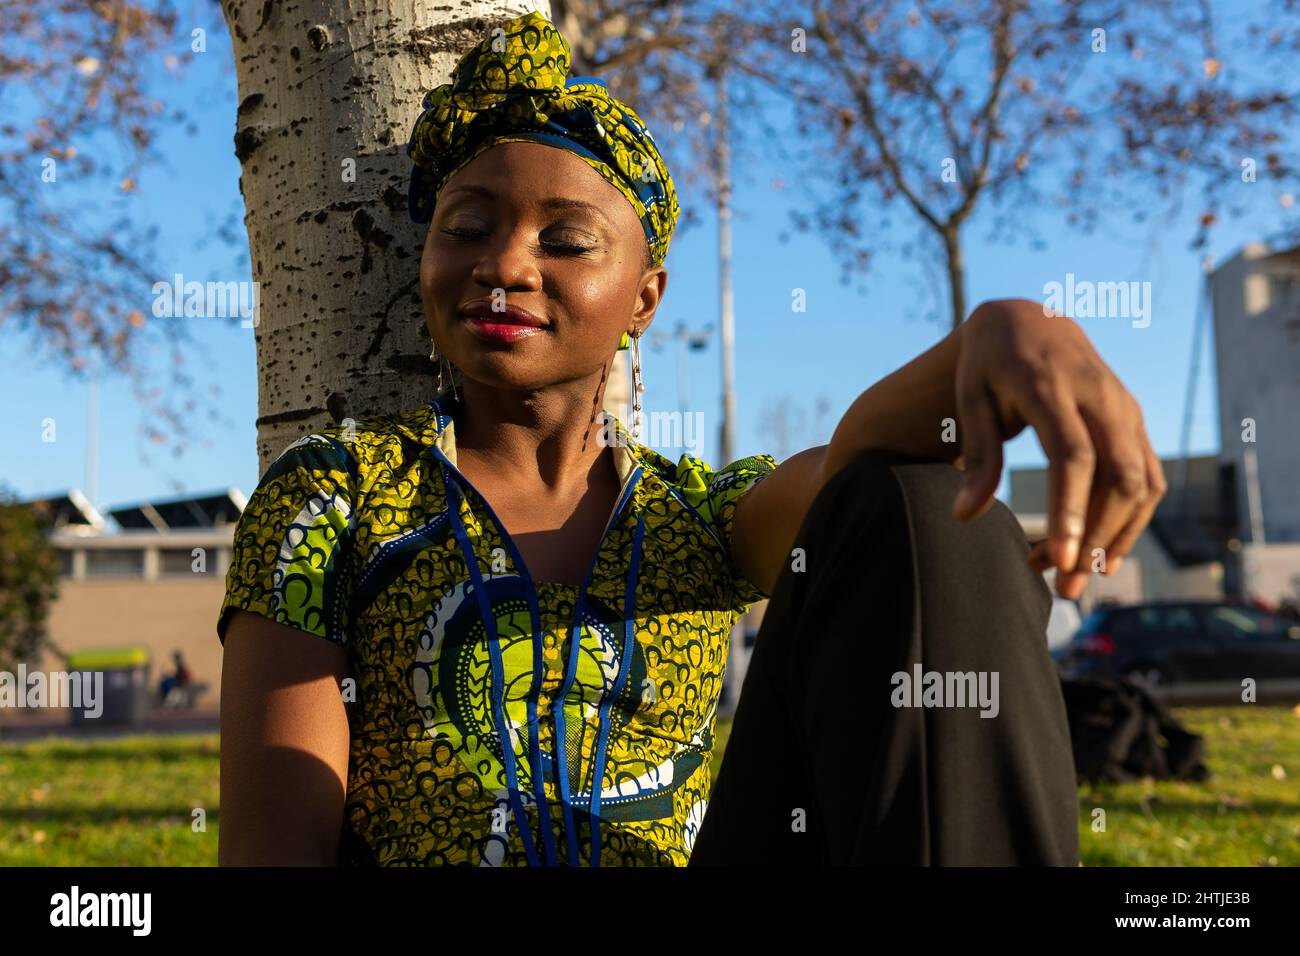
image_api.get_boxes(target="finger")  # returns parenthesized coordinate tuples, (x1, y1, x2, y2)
(1103, 431, 1167, 572)
(1027, 539, 1052, 572)
(1056, 568, 1090, 599)
(1019, 387, 1094, 575)
(1072, 399, 1151, 577)
(1027, 541, 1086, 598)
(952, 379, 1005, 520)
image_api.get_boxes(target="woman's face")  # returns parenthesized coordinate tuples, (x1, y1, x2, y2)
(420, 140, 666, 394)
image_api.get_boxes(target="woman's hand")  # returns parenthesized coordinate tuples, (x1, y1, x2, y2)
(951, 298, 1167, 599)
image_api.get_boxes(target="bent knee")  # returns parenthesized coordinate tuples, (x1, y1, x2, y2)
(830, 450, 1047, 600)
(822, 451, 1021, 547)
(806, 450, 1047, 590)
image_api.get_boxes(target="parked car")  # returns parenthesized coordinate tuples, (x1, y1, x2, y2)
(1053, 600, 1300, 687)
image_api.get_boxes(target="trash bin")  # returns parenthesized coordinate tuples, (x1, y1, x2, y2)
(65, 646, 152, 726)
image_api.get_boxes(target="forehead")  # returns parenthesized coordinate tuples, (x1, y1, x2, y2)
(437, 140, 635, 227)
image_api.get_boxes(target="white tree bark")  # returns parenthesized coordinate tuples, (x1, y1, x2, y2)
(219, 0, 627, 470)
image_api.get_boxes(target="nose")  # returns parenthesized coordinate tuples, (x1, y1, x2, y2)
(471, 224, 543, 293)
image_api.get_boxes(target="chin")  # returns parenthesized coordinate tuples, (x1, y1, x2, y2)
(451, 353, 558, 393)
(444, 322, 611, 391)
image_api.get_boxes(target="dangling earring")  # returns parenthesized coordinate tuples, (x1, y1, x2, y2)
(430, 342, 459, 403)
(630, 329, 644, 442)
(429, 343, 443, 391)
(444, 354, 460, 403)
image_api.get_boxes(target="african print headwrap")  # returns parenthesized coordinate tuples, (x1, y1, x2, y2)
(406, 10, 681, 267)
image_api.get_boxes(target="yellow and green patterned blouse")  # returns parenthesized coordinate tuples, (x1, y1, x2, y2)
(217, 392, 777, 866)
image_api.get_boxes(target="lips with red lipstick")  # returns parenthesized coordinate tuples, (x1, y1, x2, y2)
(457, 300, 549, 343)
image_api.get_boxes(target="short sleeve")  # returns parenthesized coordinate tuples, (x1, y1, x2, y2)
(218, 433, 360, 647)
(673, 452, 779, 609)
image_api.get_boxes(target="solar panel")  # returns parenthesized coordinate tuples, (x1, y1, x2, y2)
(107, 490, 245, 531)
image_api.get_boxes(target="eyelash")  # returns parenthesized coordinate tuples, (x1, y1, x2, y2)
(439, 227, 593, 256)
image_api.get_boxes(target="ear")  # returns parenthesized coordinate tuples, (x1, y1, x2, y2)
(633, 266, 667, 333)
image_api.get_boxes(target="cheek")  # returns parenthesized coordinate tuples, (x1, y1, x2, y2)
(421, 243, 461, 314)
(422, 235, 448, 280)
(563, 272, 637, 338)
(419, 240, 436, 296)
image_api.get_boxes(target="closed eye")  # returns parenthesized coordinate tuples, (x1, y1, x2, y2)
(440, 227, 594, 256)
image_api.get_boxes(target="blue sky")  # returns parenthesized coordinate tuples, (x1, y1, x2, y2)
(1, 9, 1291, 519)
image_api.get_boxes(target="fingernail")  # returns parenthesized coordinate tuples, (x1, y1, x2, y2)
(1059, 536, 1080, 570)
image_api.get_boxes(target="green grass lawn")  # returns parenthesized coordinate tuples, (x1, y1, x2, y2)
(0, 735, 220, 866)
(1075, 706, 1300, 866)
(1, 705, 1296, 865)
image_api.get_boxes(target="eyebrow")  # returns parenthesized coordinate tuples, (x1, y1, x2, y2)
(440, 183, 613, 226)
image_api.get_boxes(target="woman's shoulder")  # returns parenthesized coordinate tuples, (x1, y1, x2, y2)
(630, 441, 778, 533)
(607, 411, 774, 490)
(268, 403, 443, 472)
(641, 445, 778, 497)
(629, 445, 778, 606)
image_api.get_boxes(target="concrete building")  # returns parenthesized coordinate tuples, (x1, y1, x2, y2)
(1008, 455, 1229, 616)
(12, 490, 242, 722)
(1210, 243, 1300, 545)
(1006, 241, 1300, 613)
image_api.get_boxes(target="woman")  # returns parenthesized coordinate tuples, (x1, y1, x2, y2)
(218, 11, 1163, 867)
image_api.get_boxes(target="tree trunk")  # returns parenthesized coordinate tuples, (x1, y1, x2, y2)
(941, 222, 967, 331)
(219, 0, 627, 470)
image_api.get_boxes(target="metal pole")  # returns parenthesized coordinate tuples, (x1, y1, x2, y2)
(1175, 255, 1213, 522)
(1244, 444, 1266, 544)
(716, 58, 736, 467)
(710, 44, 746, 717)
(86, 369, 100, 512)
(676, 322, 689, 411)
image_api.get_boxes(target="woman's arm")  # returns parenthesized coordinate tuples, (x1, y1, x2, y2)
(729, 326, 963, 598)
(819, 319, 965, 480)
(218, 610, 353, 866)
(728, 316, 966, 598)
(731, 298, 1165, 601)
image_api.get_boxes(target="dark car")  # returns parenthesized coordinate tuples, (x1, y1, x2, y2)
(1054, 600, 1300, 687)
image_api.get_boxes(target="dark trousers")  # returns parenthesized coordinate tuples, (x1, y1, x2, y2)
(689, 450, 1079, 866)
